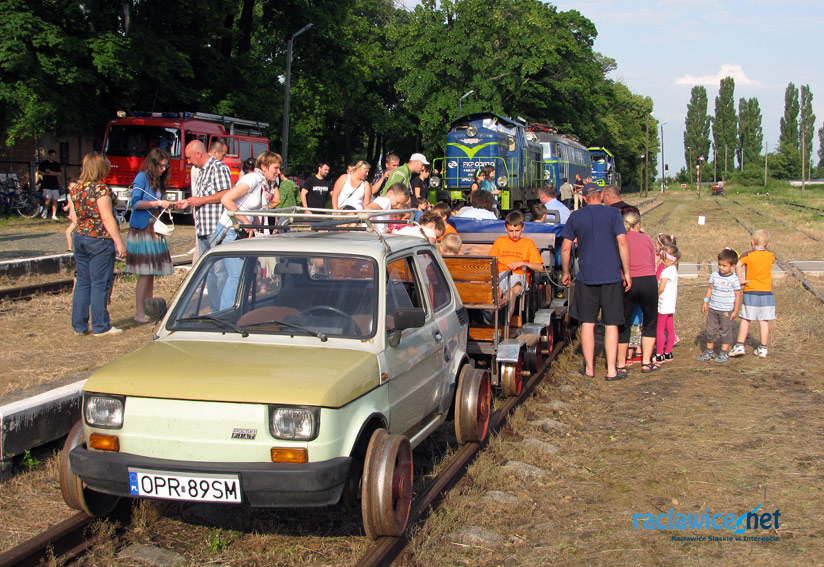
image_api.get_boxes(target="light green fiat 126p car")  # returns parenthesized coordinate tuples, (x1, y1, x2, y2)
(60, 210, 491, 539)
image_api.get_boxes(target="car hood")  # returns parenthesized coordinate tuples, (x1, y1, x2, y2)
(84, 340, 380, 408)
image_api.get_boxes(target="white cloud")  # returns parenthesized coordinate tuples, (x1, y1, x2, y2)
(673, 64, 761, 87)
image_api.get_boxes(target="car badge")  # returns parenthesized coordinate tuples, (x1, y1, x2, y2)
(231, 428, 257, 440)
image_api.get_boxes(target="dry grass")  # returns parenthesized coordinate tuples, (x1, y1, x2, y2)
(2, 191, 823, 564)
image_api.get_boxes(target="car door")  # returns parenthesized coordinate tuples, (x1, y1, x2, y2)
(383, 255, 444, 437)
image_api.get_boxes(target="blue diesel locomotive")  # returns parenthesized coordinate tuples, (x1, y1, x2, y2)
(432, 113, 543, 211)
(588, 146, 621, 187)
(526, 123, 592, 190)
(431, 113, 595, 211)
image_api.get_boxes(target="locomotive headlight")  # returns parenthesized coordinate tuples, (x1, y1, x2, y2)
(466, 126, 478, 137)
(497, 175, 508, 188)
(269, 406, 320, 440)
(429, 175, 442, 189)
(84, 394, 125, 429)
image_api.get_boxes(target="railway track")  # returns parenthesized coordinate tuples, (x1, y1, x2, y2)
(0, 340, 567, 567)
(785, 201, 824, 216)
(721, 201, 824, 305)
(729, 199, 824, 245)
(0, 257, 192, 303)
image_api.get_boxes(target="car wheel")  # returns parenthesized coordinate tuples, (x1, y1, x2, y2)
(361, 429, 413, 539)
(59, 421, 121, 517)
(455, 366, 491, 444)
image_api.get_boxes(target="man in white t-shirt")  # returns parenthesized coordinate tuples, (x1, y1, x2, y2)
(457, 188, 497, 220)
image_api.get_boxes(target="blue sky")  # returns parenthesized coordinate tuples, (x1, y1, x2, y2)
(400, 0, 823, 176)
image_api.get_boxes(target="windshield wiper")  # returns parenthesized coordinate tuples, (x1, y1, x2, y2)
(179, 315, 249, 337)
(239, 319, 328, 342)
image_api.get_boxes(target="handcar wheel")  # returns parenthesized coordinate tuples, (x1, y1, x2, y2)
(455, 367, 491, 444)
(59, 421, 121, 517)
(525, 341, 541, 372)
(501, 356, 524, 398)
(543, 322, 554, 356)
(361, 429, 413, 540)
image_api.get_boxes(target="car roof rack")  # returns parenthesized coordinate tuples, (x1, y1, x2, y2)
(226, 207, 424, 252)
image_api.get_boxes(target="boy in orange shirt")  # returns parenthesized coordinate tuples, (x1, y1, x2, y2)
(491, 211, 544, 318)
(730, 229, 775, 358)
(432, 202, 458, 241)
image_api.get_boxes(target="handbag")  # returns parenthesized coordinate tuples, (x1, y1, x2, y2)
(152, 208, 175, 236)
(132, 185, 174, 236)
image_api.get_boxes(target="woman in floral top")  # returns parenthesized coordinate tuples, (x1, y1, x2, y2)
(68, 152, 127, 336)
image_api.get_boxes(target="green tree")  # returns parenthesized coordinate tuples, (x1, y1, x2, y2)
(737, 97, 763, 169)
(683, 86, 711, 173)
(799, 85, 816, 180)
(774, 82, 800, 179)
(818, 124, 824, 171)
(712, 77, 736, 177)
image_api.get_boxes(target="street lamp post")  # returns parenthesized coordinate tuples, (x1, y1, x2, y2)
(457, 90, 474, 120)
(281, 23, 314, 169)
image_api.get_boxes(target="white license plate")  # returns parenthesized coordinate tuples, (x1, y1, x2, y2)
(128, 468, 241, 503)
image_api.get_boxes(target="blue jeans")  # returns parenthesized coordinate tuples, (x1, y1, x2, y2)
(72, 234, 116, 334)
(212, 225, 241, 310)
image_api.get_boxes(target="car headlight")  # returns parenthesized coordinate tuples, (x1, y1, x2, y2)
(84, 394, 125, 429)
(269, 406, 320, 440)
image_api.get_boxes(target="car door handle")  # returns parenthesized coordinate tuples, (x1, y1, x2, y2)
(433, 330, 444, 344)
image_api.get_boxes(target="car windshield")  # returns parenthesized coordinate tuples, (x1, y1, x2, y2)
(168, 253, 377, 339)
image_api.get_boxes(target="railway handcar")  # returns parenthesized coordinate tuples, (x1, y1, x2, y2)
(441, 217, 568, 395)
(588, 146, 620, 187)
(526, 123, 592, 191)
(431, 113, 544, 212)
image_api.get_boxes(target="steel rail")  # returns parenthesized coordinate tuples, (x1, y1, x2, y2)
(723, 203, 824, 305)
(729, 199, 824, 244)
(356, 340, 567, 567)
(0, 258, 191, 303)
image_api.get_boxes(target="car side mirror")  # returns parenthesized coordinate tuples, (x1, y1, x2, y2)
(144, 298, 167, 321)
(387, 309, 426, 348)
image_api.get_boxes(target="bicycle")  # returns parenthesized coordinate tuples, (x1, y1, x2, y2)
(0, 179, 42, 218)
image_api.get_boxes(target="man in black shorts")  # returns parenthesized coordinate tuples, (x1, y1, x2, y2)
(300, 161, 332, 211)
(560, 183, 631, 381)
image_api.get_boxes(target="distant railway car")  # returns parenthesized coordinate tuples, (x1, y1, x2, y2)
(431, 113, 543, 211)
(526, 124, 591, 190)
(588, 147, 620, 187)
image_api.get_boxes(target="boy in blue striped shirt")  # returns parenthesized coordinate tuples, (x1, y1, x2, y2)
(698, 248, 742, 363)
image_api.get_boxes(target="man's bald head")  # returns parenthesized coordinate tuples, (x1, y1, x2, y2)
(185, 140, 209, 168)
(602, 184, 620, 205)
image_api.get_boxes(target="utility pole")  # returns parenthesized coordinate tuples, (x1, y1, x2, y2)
(713, 147, 717, 182)
(660, 122, 667, 190)
(764, 142, 768, 186)
(801, 127, 806, 191)
(645, 114, 650, 196)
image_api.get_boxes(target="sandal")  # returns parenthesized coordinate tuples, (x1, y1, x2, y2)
(641, 361, 660, 373)
(605, 368, 627, 381)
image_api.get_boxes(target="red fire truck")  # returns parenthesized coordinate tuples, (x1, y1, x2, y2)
(102, 111, 270, 214)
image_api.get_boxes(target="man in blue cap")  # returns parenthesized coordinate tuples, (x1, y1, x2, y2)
(560, 182, 631, 381)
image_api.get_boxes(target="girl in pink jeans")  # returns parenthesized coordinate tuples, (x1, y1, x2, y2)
(655, 245, 681, 366)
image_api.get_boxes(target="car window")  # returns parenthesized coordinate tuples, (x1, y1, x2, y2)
(169, 254, 377, 339)
(416, 251, 451, 313)
(386, 257, 424, 330)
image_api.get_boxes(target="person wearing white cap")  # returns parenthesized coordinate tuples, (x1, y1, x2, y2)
(382, 152, 429, 197)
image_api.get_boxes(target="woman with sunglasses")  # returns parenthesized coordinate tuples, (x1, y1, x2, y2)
(126, 148, 174, 323)
(331, 160, 372, 210)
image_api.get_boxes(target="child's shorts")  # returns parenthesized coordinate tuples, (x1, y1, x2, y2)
(499, 272, 527, 295)
(739, 291, 775, 321)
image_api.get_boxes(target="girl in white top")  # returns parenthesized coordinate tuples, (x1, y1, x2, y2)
(332, 160, 372, 210)
(214, 151, 281, 310)
(655, 244, 680, 365)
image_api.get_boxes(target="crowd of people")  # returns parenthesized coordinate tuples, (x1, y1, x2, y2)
(63, 148, 776, 375)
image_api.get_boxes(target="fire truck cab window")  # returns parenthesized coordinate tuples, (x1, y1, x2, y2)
(105, 126, 181, 158)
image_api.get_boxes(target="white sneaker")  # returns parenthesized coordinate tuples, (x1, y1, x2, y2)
(93, 326, 123, 336)
(754, 346, 768, 358)
(41, 208, 48, 218)
(729, 344, 746, 357)
(51, 213, 58, 220)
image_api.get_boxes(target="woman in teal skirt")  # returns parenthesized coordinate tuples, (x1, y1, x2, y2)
(126, 148, 174, 322)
